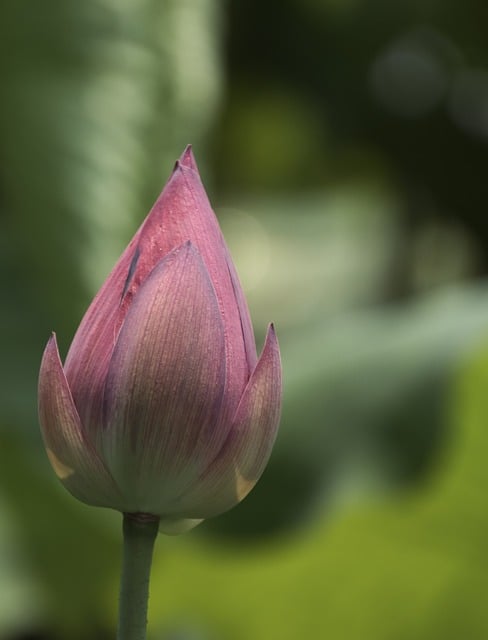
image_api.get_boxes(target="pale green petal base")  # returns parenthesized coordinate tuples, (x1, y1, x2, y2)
(159, 517, 203, 535)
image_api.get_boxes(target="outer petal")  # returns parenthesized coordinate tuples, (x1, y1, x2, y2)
(65, 146, 256, 439)
(131, 146, 257, 417)
(101, 242, 227, 514)
(63, 230, 145, 440)
(165, 324, 282, 519)
(179, 147, 257, 375)
(38, 335, 122, 509)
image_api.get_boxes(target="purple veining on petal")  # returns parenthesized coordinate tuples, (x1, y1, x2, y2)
(101, 242, 229, 508)
(39, 334, 123, 509)
(156, 324, 281, 519)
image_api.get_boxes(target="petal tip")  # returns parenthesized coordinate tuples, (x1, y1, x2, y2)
(169, 240, 202, 264)
(171, 145, 198, 179)
(179, 144, 196, 169)
(262, 323, 280, 358)
(41, 332, 62, 369)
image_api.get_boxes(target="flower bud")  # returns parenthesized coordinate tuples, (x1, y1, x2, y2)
(38, 146, 282, 534)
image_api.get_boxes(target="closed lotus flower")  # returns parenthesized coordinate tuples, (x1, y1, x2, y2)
(38, 146, 282, 534)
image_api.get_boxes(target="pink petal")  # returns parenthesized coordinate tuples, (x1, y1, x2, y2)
(101, 242, 228, 514)
(63, 230, 144, 440)
(38, 335, 122, 509)
(64, 146, 256, 440)
(165, 324, 282, 519)
(135, 146, 257, 418)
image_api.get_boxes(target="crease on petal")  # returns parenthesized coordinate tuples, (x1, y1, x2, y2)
(38, 334, 123, 509)
(63, 232, 144, 440)
(102, 242, 228, 513)
(63, 153, 199, 438)
(165, 324, 282, 519)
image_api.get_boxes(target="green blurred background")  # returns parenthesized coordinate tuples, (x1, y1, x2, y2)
(2, 0, 488, 638)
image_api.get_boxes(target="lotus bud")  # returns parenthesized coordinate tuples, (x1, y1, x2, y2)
(38, 146, 282, 534)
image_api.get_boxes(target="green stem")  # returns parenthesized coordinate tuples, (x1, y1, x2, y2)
(117, 513, 160, 640)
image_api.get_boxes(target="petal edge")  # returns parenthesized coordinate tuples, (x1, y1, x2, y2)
(166, 323, 282, 518)
(38, 334, 122, 509)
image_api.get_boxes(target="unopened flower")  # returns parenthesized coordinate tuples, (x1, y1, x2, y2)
(38, 146, 281, 534)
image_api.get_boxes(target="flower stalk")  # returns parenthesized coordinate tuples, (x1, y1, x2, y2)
(117, 514, 160, 640)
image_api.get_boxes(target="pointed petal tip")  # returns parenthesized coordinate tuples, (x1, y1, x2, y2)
(41, 332, 61, 369)
(171, 145, 198, 177)
(262, 322, 280, 357)
(179, 144, 196, 169)
(172, 145, 199, 176)
(168, 239, 202, 263)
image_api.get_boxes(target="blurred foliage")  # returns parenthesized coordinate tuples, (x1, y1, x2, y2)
(1, 0, 488, 638)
